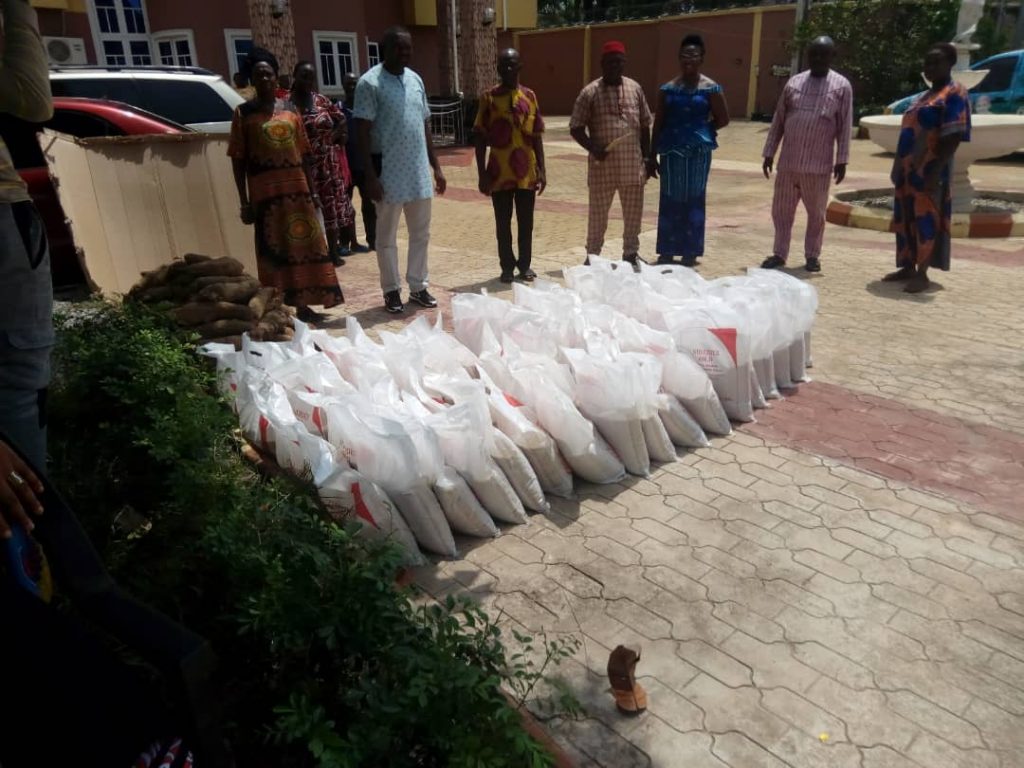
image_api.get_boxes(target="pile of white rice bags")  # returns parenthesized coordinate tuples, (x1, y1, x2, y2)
(201, 260, 816, 564)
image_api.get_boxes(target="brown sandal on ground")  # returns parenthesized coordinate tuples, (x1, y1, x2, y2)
(607, 644, 647, 716)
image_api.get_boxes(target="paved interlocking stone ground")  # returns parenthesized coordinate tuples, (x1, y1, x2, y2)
(322, 120, 1024, 767)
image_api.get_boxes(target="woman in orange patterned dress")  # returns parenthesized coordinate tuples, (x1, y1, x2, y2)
(884, 43, 971, 294)
(228, 49, 343, 322)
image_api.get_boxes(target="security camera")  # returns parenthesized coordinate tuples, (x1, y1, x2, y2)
(482, 7, 496, 25)
(271, 0, 287, 18)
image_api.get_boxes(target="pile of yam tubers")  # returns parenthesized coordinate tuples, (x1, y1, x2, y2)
(128, 254, 294, 347)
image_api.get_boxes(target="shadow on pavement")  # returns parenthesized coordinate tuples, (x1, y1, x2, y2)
(865, 279, 944, 301)
(449, 276, 516, 294)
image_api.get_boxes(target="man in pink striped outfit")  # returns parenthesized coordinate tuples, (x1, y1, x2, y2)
(760, 37, 852, 273)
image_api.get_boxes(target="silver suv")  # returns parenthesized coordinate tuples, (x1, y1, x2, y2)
(49, 66, 244, 133)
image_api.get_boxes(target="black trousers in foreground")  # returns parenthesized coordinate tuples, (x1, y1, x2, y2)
(491, 189, 536, 275)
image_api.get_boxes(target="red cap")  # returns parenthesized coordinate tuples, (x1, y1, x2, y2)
(602, 40, 626, 56)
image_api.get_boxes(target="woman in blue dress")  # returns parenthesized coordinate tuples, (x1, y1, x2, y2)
(647, 34, 729, 266)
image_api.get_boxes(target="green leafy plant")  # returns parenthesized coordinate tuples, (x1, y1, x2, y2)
(974, 5, 1012, 62)
(48, 302, 580, 766)
(793, 0, 959, 115)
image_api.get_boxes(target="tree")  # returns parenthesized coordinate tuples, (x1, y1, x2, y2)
(247, 0, 298, 77)
(793, 0, 958, 117)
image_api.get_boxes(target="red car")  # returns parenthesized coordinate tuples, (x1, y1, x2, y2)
(2, 97, 188, 288)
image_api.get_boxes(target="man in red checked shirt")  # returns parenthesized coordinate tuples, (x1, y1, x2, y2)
(473, 48, 547, 284)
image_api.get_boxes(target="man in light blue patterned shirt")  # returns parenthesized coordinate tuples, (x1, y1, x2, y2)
(354, 26, 446, 314)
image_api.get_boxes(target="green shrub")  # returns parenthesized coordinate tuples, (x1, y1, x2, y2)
(48, 302, 578, 767)
(793, 0, 959, 109)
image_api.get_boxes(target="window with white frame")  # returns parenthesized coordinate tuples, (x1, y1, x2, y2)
(89, 0, 153, 66)
(224, 29, 254, 78)
(313, 32, 359, 95)
(367, 41, 380, 69)
(152, 30, 196, 67)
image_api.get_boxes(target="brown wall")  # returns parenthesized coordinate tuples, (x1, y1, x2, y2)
(37, 8, 95, 63)
(756, 8, 797, 116)
(516, 28, 585, 116)
(147, 2, 248, 79)
(517, 6, 796, 117)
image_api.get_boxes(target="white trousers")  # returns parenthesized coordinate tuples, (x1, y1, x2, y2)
(375, 197, 432, 294)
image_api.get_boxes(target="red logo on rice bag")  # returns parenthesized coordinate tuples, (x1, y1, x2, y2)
(258, 415, 271, 450)
(352, 482, 380, 529)
(709, 328, 738, 365)
(312, 407, 325, 436)
(504, 392, 524, 408)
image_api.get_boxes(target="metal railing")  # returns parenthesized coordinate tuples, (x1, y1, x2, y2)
(428, 97, 465, 147)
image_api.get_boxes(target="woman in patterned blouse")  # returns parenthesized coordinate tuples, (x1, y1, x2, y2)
(228, 49, 342, 322)
(648, 34, 730, 267)
(288, 60, 357, 267)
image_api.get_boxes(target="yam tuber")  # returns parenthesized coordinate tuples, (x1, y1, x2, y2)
(170, 301, 254, 326)
(248, 287, 277, 319)
(193, 318, 255, 338)
(196, 278, 260, 304)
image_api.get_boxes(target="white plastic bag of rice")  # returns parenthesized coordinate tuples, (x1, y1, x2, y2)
(642, 415, 677, 463)
(750, 364, 768, 409)
(560, 429, 627, 485)
(773, 345, 795, 390)
(492, 428, 549, 512)
(660, 299, 754, 423)
(199, 342, 246, 406)
(434, 467, 500, 538)
(466, 457, 529, 525)
(318, 468, 425, 566)
(486, 384, 574, 498)
(790, 335, 810, 384)
(753, 356, 781, 400)
(661, 351, 732, 435)
(657, 393, 710, 448)
(391, 482, 459, 557)
(564, 346, 660, 477)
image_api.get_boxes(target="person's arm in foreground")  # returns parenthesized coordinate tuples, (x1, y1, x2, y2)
(0, 439, 44, 540)
(0, 0, 53, 123)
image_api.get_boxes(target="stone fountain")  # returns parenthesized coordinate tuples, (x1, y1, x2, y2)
(846, 0, 1024, 229)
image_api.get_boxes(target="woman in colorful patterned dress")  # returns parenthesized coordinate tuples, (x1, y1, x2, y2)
(228, 49, 343, 323)
(288, 60, 357, 265)
(648, 34, 729, 267)
(885, 43, 971, 294)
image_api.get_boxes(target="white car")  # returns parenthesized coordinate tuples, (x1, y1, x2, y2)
(49, 66, 244, 133)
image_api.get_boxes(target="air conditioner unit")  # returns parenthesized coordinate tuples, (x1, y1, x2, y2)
(43, 36, 88, 66)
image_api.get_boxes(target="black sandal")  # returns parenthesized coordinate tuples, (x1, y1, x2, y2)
(760, 255, 786, 269)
